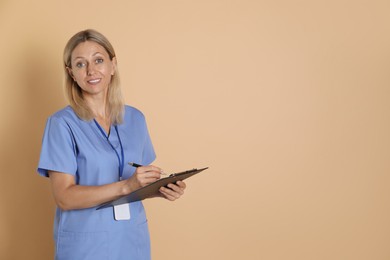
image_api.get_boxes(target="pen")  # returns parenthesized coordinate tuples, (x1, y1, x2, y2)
(128, 162, 143, 168)
(128, 162, 167, 175)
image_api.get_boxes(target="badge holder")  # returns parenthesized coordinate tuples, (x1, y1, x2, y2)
(114, 203, 130, 220)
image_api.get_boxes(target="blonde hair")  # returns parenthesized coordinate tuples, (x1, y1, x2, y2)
(63, 29, 124, 124)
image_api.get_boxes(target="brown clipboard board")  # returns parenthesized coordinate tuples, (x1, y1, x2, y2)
(96, 167, 208, 210)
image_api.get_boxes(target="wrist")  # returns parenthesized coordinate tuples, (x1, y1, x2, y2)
(119, 180, 131, 196)
(120, 178, 139, 196)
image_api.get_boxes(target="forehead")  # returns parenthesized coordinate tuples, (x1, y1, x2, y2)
(71, 41, 109, 60)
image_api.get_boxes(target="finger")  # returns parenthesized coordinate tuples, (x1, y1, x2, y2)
(143, 165, 163, 174)
(135, 165, 158, 174)
(138, 172, 161, 186)
(160, 191, 178, 201)
(143, 171, 162, 179)
(166, 183, 185, 195)
(136, 167, 163, 179)
(175, 181, 186, 190)
(159, 186, 181, 201)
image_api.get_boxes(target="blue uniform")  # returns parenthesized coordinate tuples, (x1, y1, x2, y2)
(37, 105, 156, 260)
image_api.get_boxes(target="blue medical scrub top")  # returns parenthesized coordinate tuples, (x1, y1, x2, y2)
(37, 105, 156, 260)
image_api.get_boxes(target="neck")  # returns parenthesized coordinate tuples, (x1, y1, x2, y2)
(83, 93, 109, 120)
(88, 98, 111, 133)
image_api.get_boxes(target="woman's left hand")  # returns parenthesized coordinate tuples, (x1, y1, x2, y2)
(159, 181, 186, 201)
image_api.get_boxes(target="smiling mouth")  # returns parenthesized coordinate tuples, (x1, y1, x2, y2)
(87, 79, 101, 84)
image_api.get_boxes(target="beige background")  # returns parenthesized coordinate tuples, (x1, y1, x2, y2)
(1, 0, 390, 259)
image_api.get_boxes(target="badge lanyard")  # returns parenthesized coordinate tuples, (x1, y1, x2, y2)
(94, 120, 130, 220)
(94, 120, 125, 181)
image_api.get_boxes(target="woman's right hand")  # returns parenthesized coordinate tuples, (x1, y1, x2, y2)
(125, 165, 163, 192)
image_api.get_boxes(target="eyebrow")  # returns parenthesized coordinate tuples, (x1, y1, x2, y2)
(72, 52, 104, 61)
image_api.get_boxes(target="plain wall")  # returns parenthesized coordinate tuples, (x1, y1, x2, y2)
(1, 0, 390, 259)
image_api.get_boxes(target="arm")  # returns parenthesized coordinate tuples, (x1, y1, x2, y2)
(49, 165, 163, 210)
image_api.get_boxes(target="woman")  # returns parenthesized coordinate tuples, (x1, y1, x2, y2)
(37, 29, 186, 260)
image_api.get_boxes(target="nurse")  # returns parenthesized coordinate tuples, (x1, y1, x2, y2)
(37, 29, 186, 260)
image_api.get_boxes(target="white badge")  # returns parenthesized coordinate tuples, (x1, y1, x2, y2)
(114, 203, 131, 221)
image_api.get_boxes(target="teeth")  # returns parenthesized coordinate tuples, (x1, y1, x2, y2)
(88, 79, 101, 84)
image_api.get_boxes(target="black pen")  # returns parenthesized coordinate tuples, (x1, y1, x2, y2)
(128, 162, 167, 175)
(128, 162, 143, 168)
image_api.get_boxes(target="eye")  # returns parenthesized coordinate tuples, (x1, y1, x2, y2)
(76, 62, 86, 68)
(95, 58, 104, 64)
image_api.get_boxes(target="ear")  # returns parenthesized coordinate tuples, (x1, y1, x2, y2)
(111, 57, 117, 76)
(66, 66, 75, 80)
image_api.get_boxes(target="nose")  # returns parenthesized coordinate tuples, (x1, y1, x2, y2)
(87, 63, 95, 76)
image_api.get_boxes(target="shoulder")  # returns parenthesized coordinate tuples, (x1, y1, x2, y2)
(46, 106, 84, 130)
(124, 105, 146, 121)
(50, 106, 78, 121)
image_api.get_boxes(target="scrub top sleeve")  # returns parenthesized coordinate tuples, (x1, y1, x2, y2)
(141, 119, 156, 166)
(37, 116, 78, 177)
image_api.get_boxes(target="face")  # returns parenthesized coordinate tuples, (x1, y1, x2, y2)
(68, 41, 116, 99)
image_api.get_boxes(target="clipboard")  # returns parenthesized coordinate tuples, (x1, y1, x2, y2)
(96, 167, 208, 210)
